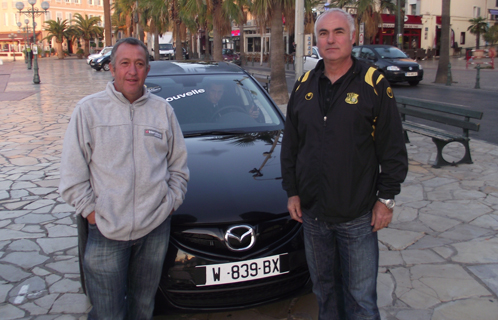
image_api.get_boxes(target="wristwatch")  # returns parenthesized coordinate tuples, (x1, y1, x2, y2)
(378, 198, 395, 210)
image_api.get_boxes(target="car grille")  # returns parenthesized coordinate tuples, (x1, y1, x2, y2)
(171, 217, 299, 258)
(161, 266, 310, 309)
(400, 65, 420, 72)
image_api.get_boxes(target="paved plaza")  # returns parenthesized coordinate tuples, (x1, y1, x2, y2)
(0, 56, 498, 320)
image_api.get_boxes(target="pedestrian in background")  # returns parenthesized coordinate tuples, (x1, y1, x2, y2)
(59, 37, 189, 319)
(280, 8, 408, 320)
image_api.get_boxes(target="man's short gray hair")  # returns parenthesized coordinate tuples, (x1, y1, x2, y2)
(314, 8, 356, 40)
(110, 37, 150, 67)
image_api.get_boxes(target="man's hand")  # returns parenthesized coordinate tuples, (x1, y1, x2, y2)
(371, 201, 393, 232)
(87, 211, 96, 225)
(287, 196, 303, 223)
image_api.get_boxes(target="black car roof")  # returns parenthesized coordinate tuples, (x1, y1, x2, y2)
(147, 61, 245, 76)
(355, 44, 395, 49)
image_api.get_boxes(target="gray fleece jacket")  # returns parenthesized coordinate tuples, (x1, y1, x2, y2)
(59, 82, 189, 241)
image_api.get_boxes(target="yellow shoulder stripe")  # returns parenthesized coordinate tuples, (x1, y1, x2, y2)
(365, 67, 378, 96)
(376, 74, 384, 84)
(295, 71, 311, 92)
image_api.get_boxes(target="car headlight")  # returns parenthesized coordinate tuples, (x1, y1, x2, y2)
(387, 66, 401, 71)
(418, 64, 423, 70)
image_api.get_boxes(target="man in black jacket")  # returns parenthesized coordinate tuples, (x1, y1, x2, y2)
(280, 8, 408, 320)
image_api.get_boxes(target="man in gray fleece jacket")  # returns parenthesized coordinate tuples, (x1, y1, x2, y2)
(59, 38, 189, 320)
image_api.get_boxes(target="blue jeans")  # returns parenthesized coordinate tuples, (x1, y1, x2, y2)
(302, 212, 380, 320)
(83, 216, 171, 320)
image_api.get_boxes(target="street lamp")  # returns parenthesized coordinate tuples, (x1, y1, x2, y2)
(8, 33, 18, 61)
(16, 0, 50, 84)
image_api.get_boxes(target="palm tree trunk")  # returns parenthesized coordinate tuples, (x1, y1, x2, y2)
(57, 42, 64, 59)
(269, 1, 289, 105)
(103, 0, 112, 46)
(240, 23, 246, 66)
(175, 22, 182, 60)
(435, 0, 451, 84)
(476, 31, 480, 49)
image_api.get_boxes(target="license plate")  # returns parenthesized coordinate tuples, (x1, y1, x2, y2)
(196, 253, 289, 286)
(406, 72, 418, 77)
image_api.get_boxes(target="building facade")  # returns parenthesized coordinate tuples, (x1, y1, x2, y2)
(0, 0, 107, 59)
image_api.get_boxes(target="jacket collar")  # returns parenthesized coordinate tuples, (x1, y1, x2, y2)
(314, 55, 362, 78)
(106, 81, 150, 107)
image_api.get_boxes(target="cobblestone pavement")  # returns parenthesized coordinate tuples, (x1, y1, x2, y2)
(1, 57, 498, 320)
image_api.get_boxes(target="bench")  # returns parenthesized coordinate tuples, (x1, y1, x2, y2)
(396, 96, 483, 168)
(252, 73, 271, 92)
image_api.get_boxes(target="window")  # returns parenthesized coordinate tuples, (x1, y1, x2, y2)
(74, 0, 79, 3)
(460, 32, 465, 45)
(474, 6, 481, 18)
(56, 12, 62, 21)
(66, 12, 71, 23)
(46, 11, 51, 20)
(2, 2, 7, 9)
(3, 13, 7, 26)
(88, 0, 93, 4)
(410, 4, 416, 15)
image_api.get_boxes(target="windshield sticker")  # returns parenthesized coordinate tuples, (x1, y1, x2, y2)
(165, 89, 205, 102)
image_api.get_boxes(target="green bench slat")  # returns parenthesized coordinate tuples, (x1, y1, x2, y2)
(399, 107, 481, 132)
(396, 96, 483, 120)
(403, 121, 466, 142)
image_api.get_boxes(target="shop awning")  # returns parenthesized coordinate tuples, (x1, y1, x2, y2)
(489, 9, 498, 15)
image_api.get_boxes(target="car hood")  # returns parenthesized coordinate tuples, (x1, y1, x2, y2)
(88, 53, 101, 59)
(382, 58, 418, 65)
(172, 130, 287, 225)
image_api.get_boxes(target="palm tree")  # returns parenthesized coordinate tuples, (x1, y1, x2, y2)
(44, 18, 71, 59)
(251, 0, 293, 105)
(103, 0, 112, 46)
(483, 24, 498, 46)
(435, 0, 450, 84)
(468, 17, 489, 49)
(71, 13, 104, 56)
(140, 0, 171, 60)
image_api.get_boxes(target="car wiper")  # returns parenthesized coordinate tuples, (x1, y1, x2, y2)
(184, 130, 247, 137)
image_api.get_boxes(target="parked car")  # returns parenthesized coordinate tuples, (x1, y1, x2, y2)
(77, 61, 311, 314)
(91, 50, 154, 71)
(87, 46, 113, 65)
(303, 46, 322, 71)
(352, 44, 423, 86)
(222, 48, 241, 65)
(90, 50, 112, 71)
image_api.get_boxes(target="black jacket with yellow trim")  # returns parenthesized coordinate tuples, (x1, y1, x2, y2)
(280, 57, 408, 223)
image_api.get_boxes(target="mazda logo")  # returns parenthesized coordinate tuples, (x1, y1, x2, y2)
(225, 225, 256, 251)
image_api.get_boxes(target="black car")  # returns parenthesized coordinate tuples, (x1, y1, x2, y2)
(352, 45, 423, 86)
(90, 50, 111, 71)
(77, 61, 310, 314)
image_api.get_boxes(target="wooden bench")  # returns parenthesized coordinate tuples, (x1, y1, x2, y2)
(252, 73, 271, 92)
(396, 96, 483, 168)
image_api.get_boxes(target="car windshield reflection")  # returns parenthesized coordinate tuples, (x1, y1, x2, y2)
(145, 74, 282, 135)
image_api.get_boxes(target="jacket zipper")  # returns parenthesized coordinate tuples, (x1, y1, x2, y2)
(130, 104, 136, 240)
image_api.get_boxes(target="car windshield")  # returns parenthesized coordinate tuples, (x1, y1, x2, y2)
(222, 49, 234, 55)
(374, 47, 408, 59)
(145, 74, 282, 135)
(159, 44, 173, 50)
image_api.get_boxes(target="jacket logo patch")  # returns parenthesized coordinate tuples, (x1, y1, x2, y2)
(305, 92, 313, 100)
(345, 93, 359, 104)
(144, 129, 163, 139)
(387, 87, 394, 98)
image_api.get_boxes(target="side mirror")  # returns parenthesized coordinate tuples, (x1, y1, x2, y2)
(311, 54, 318, 59)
